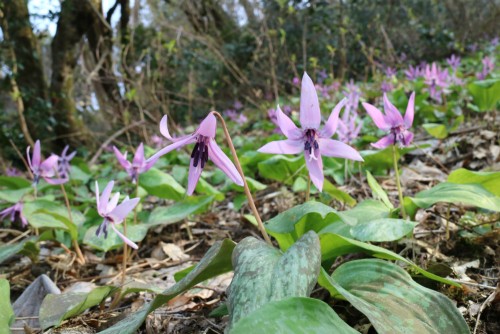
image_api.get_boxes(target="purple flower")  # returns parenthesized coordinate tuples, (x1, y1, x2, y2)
(317, 69, 328, 83)
(113, 143, 157, 183)
(424, 63, 448, 102)
(147, 114, 244, 195)
(381, 81, 394, 93)
(281, 105, 292, 115)
(150, 134, 166, 149)
(404, 65, 423, 81)
(292, 77, 300, 86)
(385, 67, 397, 78)
(57, 145, 76, 179)
(6, 167, 22, 177)
(491, 37, 499, 47)
(447, 54, 461, 72)
(27, 140, 67, 185)
(233, 100, 243, 110)
(268, 108, 283, 135)
(476, 56, 495, 80)
(258, 72, 363, 191)
(0, 202, 28, 228)
(224, 109, 248, 125)
(362, 92, 416, 149)
(337, 109, 362, 144)
(95, 180, 140, 249)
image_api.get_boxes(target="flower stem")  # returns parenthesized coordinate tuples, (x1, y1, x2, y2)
(134, 181, 139, 225)
(212, 111, 272, 246)
(60, 183, 86, 264)
(392, 145, 407, 219)
(121, 224, 128, 285)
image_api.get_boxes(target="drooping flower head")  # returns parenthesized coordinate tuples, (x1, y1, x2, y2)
(385, 67, 397, 78)
(224, 109, 248, 125)
(27, 140, 67, 185)
(0, 202, 28, 228)
(258, 72, 363, 191)
(95, 180, 140, 249)
(424, 63, 448, 102)
(113, 143, 157, 183)
(6, 167, 22, 177)
(147, 114, 244, 195)
(57, 145, 76, 179)
(476, 56, 495, 80)
(362, 92, 416, 149)
(404, 65, 423, 81)
(446, 54, 461, 72)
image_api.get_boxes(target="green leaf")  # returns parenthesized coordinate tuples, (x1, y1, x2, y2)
(0, 279, 14, 334)
(468, 78, 500, 112)
(230, 297, 358, 334)
(227, 231, 322, 330)
(0, 176, 31, 189)
(146, 195, 214, 226)
(257, 155, 304, 183)
(99, 239, 236, 334)
(318, 233, 460, 287)
(422, 123, 448, 139)
(83, 224, 148, 251)
(448, 169, 500, 196)
(196, 178, 225, 201)
(0, 237, 38, 264)
(0, 188, 31, 203)
(410, 182, 500, 212)
(139, 168, 185, 200)
(39, 286, 115, 329)
(265, 201, 353, 250)
(366, 171, 394, 208)
(324, 259, 469, 334)
(341, 199, 392, 223)
(323, 180, 357, 206)
(350, 218, 417, 242)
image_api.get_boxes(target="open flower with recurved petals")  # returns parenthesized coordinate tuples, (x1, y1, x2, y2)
(113, 143, 157, 183)
(362, 92, 415, 149)
(95, 181, 140, 249)
(27, 140, 67, 185)
(258, 72, 363, 191)
(146, 114, 244, 195)
(57, 145, 76, 179)
(0, 202, 28, 228)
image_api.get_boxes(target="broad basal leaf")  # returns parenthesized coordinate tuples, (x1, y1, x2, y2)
(323, 259, 469, 334)
(139, 168, 185, 200)
(366, 171, 394, 209)
(350, 218, 417, 242)
(0, 279, 14, 334)
(146, 195, 214, 226)
(448, 168, 500, 196)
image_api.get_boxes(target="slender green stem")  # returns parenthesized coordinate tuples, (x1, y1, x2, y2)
(212, 111, 272, 245)
(121, 218, 128, 285)
(392, 145, 407, 219)
(60, 183, 86, 264)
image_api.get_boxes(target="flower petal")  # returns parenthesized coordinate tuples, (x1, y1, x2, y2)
(108, 197, 140, 222)
(257, 139, 303, 155)
(66, 150, 77, 161)
(383, 94, 404, 126)
(362, 102, 391, 131)
(95, 181, 100, 210)
(187, 160, 203, 195)
(208, 140, 244, 186)
(197, 113, 217, 138)
(113, 146, 131, 169)
(43, 177, 68, 185)
(276, 105, 301, 139)
(371, 134, 395, 149)
(146, 135, 197, 163)
(107, 192, 120, 213)
(26, 146, 32, 170)
(39, 155, 60, 176)
(300, 72, 321, 129)
(159, 115, 175, 140)
(304, 151, 324, 191)
(133, 143, 145, 167)
(404, 92, 415, 128)
(32, 140, 41, 168)
(111, 223, 139, 249)
(402, 130, 414, 147)
(321, 97, 347, 138)
(319, 138, 364, 161)
(98, 181, 115, 216)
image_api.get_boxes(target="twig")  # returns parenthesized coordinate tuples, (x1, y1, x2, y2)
(473, 284, 499, 334)
(9, 140, 32, 179)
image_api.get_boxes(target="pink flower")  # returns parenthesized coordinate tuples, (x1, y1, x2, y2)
(57, 145, 76, 179)
(95, 181, 140, 249)
(27, 140, 67, 185)
(147, 114, 244, 195)
(0, 202, 28, 228)
(258, 72, 363, 191)
(362, 92, 416, 149)
(113, 143, 157, 183)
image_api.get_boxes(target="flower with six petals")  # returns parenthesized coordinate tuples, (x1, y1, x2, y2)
(147, 114, 244, 195)
(258, 72, 363, 191)
(113, 143, 157, 183)
(27, 140, 67, 185)
(95, 181, 140, 249)
(0, 202, 28, 228)
(362, 92, 416, 149)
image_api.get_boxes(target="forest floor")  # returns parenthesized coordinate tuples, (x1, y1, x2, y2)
(3, 116, 500, 334)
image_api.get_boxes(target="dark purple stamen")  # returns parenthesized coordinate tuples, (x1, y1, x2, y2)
(191, 137, 210, 168)
(304, 129, 319, 155)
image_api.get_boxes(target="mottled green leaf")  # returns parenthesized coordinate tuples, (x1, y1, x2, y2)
(99, 239, 236, 334)
(448, 169, 500, 196)
(257, 155, 304, 184)
(230, 297, 358, 334)
(410, 182, 500, 212)
(341, 199, 392, 223)
(350, 218, 417, 242)
(0, 279, 14, 334)
(318, 233, 459, 287)
(139, 168, 185, 200)
(324, 259, 469, 334)
(468, 78, 500, 112)
(39, 286, 115, 329)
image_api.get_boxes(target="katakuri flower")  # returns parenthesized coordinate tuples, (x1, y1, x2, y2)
(95, 181, 140, 249)
(27, 140, 67, 185)
(446, 54, 461, 72)
(147, 114, 244, 195)
(258, 72, 363, 191)
(0, 202, 28, 228)
(57, 145, 76, 179)
(113, 143, 157, 183)
(362, 92, 416, 149)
